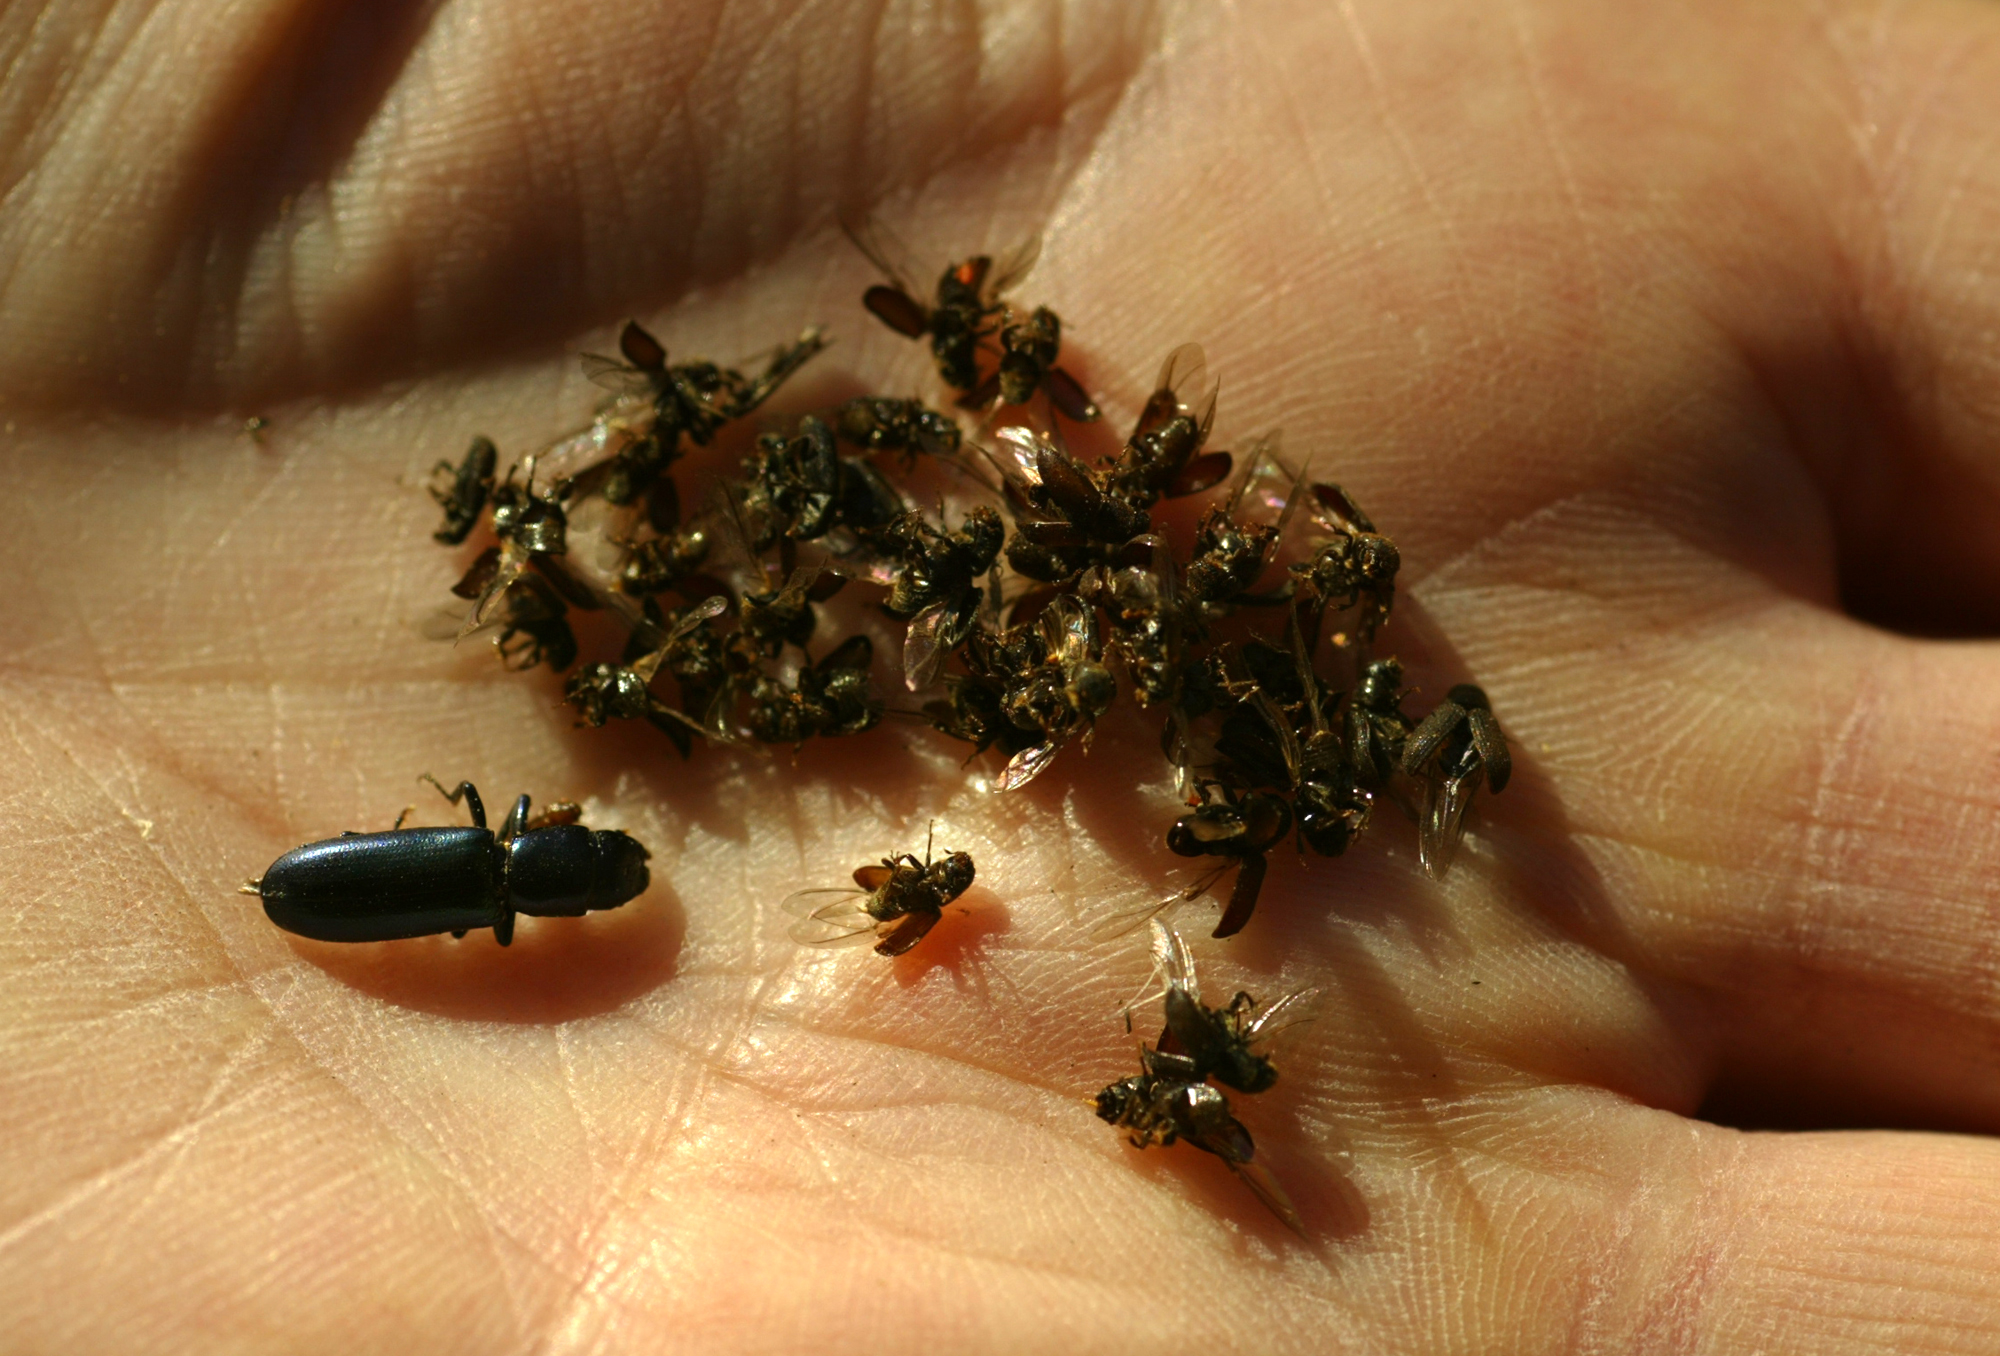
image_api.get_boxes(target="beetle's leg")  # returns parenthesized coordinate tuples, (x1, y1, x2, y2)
(390, 803, 417, 830)
(494, 910, 516, 946)
(498, 794, 531, 843)
(418, 774, 486, 829)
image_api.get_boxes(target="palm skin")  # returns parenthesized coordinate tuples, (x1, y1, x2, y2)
(6, 0, 2000, 1350)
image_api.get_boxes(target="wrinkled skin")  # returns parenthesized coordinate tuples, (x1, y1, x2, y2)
(7, 1, 2000, 1352)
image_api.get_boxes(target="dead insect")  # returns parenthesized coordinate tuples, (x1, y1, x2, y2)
(563, 596, 728, 756)
(739, 563, 846, 657)
(738, 634, 882, 746)
(616, 475, 713, 597)
(1167, 783, 1294, 937)
(923, 669, 1043, 762)
(982, 304, 1100, 421)
(1183, 439, 1308, 610)
(1401, 683, 1510, 879)
(783, 824, 976, 956)
(582, 321, 828, 505)
(881, 505, 1005, 690)
(439, 557, 580, 672)
(1102, 343, 1230, 507)
(1137, 920, 1314, 1096)
(994, 426, 1151, 584)
(831, 395, 963, 464)
(244, 776, 650, 947)
(1293, 481, 1400, 645)
(454, 458, 602, 643)
(1346, 657, 1414, 789)
(429, 435, 498, 546)
(845, 220, 1039, 395)
(994, 593, 1117, 790)
(1093, 928, 1306, 1235)
(1252, 618, 1375, 858)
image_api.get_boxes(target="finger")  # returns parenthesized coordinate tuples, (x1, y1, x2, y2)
(0, 0, 1159, 411)
(1412, 496, 2000, 1132)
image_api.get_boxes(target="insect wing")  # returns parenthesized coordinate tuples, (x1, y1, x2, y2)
(1226, 1158, 1307, 1237)
(581, 351, 654, 396)
(902, 599, 954, 691)
(1418, 768, 1480, 881)
(1241, 987, 1319, 1046)
(1310, 480, 1377, 535)
(1044, 366, 1100, 422)
(782, 888, 879, 946)
(1166, 451, 1233, 499)
(458, 542, 531, 638)
(873, 909, 939, 957)
(996, 739, 1061, 792)
(992, 425, 1048, 487)
(984, 233, 1042, 302)
(841, 216, 921, 298)
(852, 863, 893, 891)
(1467, 708, 1511, 793)
(1211, 853, 1267, 938)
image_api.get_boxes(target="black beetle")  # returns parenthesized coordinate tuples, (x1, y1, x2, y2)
(242, 776, 651, 945)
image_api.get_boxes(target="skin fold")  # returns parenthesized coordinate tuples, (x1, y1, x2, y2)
(4, 0, 2000, 1350)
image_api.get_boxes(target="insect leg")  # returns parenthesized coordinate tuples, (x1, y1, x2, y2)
(418, 774, 486, 829)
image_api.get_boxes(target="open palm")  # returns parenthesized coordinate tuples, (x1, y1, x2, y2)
(7, 0, 2000, 1351)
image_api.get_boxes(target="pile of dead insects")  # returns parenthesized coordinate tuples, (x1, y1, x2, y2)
(425, 225, 1510, 941)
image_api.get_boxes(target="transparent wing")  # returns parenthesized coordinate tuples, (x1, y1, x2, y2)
(420, 602, 475, 642)
(841, 215, 920, 296)
(1242, 987, 1320, 1045)
(1227, 1159, 1307, 1237)
(1087, 864, 1226, 941)
(1155, 342, 1208, 410)
(782, 888, 881, 947)
(992, 425, 1048, 486)
(902, 600, 951, 692)
(996, 739, 1061, 792)
(580, 352, 654, 395)
(1418, 770, 1480, 881)
(457, 541, 531, 639)
(985, 232, 1042, 300)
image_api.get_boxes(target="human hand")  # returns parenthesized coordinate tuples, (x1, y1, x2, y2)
(6, 0, 2000, 1350)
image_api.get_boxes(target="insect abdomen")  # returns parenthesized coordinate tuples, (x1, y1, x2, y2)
(258, 828, 505, 942)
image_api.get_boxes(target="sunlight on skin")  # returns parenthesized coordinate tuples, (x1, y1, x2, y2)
(5, 0, 2000, 1351)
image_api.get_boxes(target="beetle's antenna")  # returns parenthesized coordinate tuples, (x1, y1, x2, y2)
(237, 878, 262, 895)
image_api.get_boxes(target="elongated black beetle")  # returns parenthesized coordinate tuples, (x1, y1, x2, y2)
(242, 776, 650, 945)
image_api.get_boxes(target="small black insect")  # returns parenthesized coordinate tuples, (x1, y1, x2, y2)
(1401, 683, 1510, 879)
(783, 825, 976, 956)
(1166, 783, 1293, 937)
(582, 320, 829, 506)
(428, 435, 498, 545)
(983, 304, 1101, 421)
(737, 634, 882, 746)
(994, 426, 1151, 585)
(1182, 441, 1307, 610)
(1346, 657, 1414, 790)
(845, 221, 1038, 396)
(1094, 924, 1304, 1233)
(1293, 480, 1400, 646)
(242, 777, 650, 946)
(564, 595, 727, 756)
(831, 396, 963, 464)
(1139, 920, 1313, 1095)
(880, 505, 1004, 690)
(1101, 343, 1230, 508)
